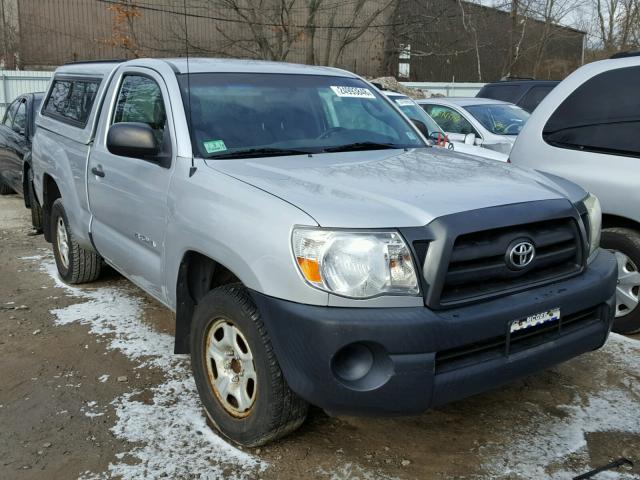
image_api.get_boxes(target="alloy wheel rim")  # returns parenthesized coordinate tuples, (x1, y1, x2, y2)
(205, 319, 257, 417)
(56, 217, 70, 270)
(612, 250, 640, 318)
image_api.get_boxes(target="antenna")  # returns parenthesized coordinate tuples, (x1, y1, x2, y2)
(183, 0, 197, 177)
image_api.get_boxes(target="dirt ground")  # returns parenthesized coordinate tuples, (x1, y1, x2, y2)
(1, 194, 640, 480)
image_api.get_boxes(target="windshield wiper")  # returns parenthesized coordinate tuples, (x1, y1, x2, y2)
(322, 142, 404, 153)
(206, 147, 312, 159)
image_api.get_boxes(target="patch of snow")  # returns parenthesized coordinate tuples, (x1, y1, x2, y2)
(98, 375, 109, 383)
(19, 255, 44, 260)
(36, 258, 266, 480)
(483, 333, 640, 479)
(317, 463, 400, 480)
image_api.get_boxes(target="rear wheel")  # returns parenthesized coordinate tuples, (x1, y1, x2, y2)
(28, 169, 43, 232)
(602, 227, 640, 334)
(51, 199, 102, 284)
(190, 284, 308, 446)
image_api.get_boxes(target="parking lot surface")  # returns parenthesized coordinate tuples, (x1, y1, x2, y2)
(1, 194, 639, 480)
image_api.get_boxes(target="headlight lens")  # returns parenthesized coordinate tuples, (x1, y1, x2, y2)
(292, 228, 420, 298)
(583, 193, 602, 258)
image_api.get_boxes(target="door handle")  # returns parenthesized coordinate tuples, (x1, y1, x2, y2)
(91, 165, 105, 178)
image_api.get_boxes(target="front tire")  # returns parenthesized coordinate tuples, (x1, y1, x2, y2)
(602, 227, 640, 334)
(190, 284, 308, 446)
(51, 199, 102, 284)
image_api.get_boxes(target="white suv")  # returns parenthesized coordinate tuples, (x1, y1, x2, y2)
(510, 54, 640, 334)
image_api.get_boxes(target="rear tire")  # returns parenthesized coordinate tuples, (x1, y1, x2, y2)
(602, 227, 640, 334)
(51, 199, 102, 284)
(28, 169, 43, 232)
(0, 178, 13, 195)
(190, 284, 308, 446)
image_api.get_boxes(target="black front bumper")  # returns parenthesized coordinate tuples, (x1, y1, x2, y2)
(250, 250, 617, 416)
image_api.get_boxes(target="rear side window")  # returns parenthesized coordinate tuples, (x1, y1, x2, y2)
(518, 86, 554, 113)
(43, 78, 101, 127)
(478, 85, 524, 103)
(543, 67, 640, 157)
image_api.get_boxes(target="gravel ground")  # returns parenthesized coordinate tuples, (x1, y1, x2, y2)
(1, 194, 640, 480)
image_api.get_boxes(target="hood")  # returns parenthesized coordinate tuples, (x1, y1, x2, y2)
(206, 148, 581, 228)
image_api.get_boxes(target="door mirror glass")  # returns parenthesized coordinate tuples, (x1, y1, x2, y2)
(107, 122, 159, 159)
(464, 133, 476, 145)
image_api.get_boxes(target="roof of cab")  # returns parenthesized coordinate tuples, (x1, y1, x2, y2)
(55, 57, 357, 78)
(417, 97, 512, 107)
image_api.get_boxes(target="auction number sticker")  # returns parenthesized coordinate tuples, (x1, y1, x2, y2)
(330, 86, 376, 99)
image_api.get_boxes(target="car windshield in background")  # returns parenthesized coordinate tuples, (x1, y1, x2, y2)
(464, 104, 530, 135)
(391, 98, 443, 136)
(179, 73, 425, 159)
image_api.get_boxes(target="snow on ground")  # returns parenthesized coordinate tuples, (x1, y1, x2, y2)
(483, 333, 640, 479)
(37, 259, 266, 480)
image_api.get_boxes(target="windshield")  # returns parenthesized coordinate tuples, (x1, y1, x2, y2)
(391, 97, 443, 136)
(178, 73, 425, 159)
(463, 104, 529, 135)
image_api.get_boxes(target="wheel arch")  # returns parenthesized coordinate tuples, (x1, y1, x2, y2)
(602, 213, 640, 233)
(42, 173, 62, 242)
(174, 250, 242, 354)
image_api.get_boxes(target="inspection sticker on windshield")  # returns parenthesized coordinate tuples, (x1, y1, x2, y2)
(510, 308, 560, 333)
(203, 139, 227, 154)
(396, 99, 414, 106)
(330, 86, 376, 99)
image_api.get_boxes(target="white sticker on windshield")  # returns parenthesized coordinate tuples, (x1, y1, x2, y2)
(330, 86, 376, 99)
(395, 99, 414, 106)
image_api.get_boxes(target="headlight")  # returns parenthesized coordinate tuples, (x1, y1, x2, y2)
(583, 193, 602, 258)
(292, 228, 420, 298)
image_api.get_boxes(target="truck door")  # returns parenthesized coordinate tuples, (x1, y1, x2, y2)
(87, 68, 175, 302)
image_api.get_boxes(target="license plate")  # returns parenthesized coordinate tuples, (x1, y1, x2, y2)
(510, 308, 560, 334)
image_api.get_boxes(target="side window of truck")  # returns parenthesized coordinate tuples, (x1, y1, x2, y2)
(43, 78, 100, 127)
(13, 101, 27, 135)
(113, 75, 168, 148)
(2, 99, 19, 127)
(543, 66, 640, 157)
(424, 105, 476, 136)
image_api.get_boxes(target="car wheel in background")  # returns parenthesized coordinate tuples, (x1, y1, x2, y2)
(190, 284, 308, 447)
(602, 227, 640, 334)
(51, 198, 102, 284)
(0, 178, 13, 195)
(28, 169, 43, 232)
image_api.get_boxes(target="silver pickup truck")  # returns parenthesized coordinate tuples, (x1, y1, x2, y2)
(32, 58, 617, 447)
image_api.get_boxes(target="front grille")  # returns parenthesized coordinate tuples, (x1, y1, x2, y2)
(435, 307, 601, 374)
(440, 218, 582, 305)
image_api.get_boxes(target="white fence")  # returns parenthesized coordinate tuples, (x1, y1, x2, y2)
(0, 70, 53, 117)
(400, 82, 485, 97)
(0, 70, 485, 118)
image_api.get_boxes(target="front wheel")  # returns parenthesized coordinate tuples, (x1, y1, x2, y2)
(190, 284, 308, 446)
(51, 199, 102, 284)
(602, 227, 640, 334)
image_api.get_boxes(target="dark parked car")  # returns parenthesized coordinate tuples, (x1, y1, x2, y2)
(476, 80, 559, 113)
(0, 92, 44, 230)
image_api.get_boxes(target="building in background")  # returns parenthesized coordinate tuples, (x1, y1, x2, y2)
(1, 0, 584, 82)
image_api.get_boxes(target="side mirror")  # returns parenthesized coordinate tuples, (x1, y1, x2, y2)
(464, 133, 476, 145)
(410, 118, 429, 137)
(107, 122, 159, 159)
(428, 131, 447, 146)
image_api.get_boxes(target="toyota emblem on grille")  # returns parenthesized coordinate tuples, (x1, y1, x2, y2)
(507, 240, 535, 269)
